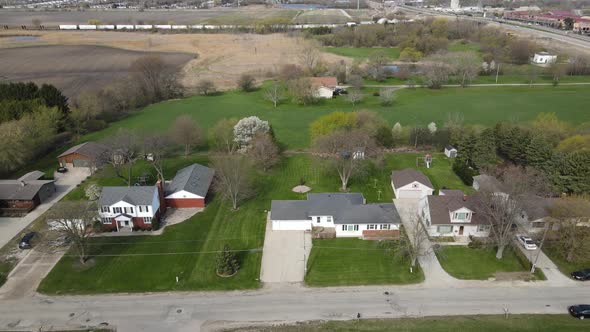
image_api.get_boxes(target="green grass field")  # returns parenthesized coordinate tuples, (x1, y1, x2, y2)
(436, 246, 530, 280)
(79, 86, 590, 151)
(322, 47, 401, 60)
(305, 238, 424, 286)
(232, 315, 588, 332)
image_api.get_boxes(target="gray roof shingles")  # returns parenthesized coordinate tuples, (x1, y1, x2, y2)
(0, 170, 54, 201)
(166, 163, 215, 197)
(391, 168, 433, 189)
(426, 194, 487, 225)
(270, 193, 401, 225)
(58, 142, 108, 159)
(98, 186, 157, 206)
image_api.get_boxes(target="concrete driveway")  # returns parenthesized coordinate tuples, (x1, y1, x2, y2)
(260, 217, 311, 284)
(0, 168, 89, 248)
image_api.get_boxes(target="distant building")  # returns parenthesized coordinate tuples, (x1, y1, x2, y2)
(0, 171, 56, 216)
(532, 52, 558, 66)
(444, 145, 458, 158)
(309, 76, 338, 99)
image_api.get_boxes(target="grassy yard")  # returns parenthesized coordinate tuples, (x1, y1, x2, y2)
(80, 86, 590, 151)
(305, 238, 424, 286)
(543, 242, 590, 276)
(39, 153, 416, 294)
(322, 47, 401, 60)
(436, 246, 532, 280)
(230, 315, 589, 332)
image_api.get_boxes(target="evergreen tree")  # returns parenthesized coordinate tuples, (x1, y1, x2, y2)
(472, 128, 497, 169)
(216, 244, 240, 276)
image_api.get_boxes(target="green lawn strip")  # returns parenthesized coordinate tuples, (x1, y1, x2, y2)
(230, 315, 588, 332)
(436, 246, 529, 280)
(472, 74, 590, 84)
(305, 238, 424, 286)
(543, 242, 590, 276)
(322, 47, 400, 60)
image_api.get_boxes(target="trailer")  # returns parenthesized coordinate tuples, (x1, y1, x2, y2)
(115, 24, 134, 30)
(154, 25, 172, 29)
(135, 25, 153, 30)
(59, 25, 78, 30)
(97, 25, 116, 30)
(78, 25, 97, 30)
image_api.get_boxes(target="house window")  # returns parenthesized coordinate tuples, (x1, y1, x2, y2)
(130, 207, 134, 214)
(342, 225, 359, 231)
(143, 217, 152, 224)
(145, 206, 150, 212)
(100, 206, 110, 213)
(316, 217, 321, 223)
(477, 225, 491, 232)
(380, 224, 391, 230)
(113, 207, 122, 214)
(326, 216, 333, 223)
(101, 217, 111, 224)
(454, 212, 469, 220)
(368, 224, 377, 230)
(139, 206, 143, 213)
(437, 225, 453, 233)
(412, 183, 419, 188)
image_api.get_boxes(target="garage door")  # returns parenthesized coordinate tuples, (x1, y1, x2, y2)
(73, 159, 90, 167)
(272, 220, 311, 231)
(397, 190, 423, 199)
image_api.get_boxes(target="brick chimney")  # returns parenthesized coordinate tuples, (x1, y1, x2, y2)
(156, 180, 167, 215)
(463, 195, 467, 202)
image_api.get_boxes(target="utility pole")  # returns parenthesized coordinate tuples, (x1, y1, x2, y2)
(357, 0, 360, 10)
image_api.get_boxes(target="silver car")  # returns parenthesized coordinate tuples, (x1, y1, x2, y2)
(517, 235, 538, 250)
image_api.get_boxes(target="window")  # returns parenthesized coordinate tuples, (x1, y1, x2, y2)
(380, 224, 391, 230)
(113, 207, 122, 214)
(342, 225, 359, 231)
(130, 207, 134, 214)
(437, 225, 453, 233)
(100, 206, 110, 213)
(477, 225, 491, 232)
(454, 212, 469, 220)
(368, 224, 377, 230)
(145, 206, 150, 212)
(316, 217, 320, 223)
(139, 206, 143, 213)
(101, 217, 111, 224)
(412, 183, 419, 188)
(326, 216, 333, 223)
(143, 217, 152, 224)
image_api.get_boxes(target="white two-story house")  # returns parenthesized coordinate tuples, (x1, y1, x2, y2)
(418, 190, 491, 238)
(270, 193, 401, 239)
(98, 184, 163, 231)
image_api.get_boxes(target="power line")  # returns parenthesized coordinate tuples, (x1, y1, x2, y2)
(85, 236, 261, 245)
(26, 248, 263, 259)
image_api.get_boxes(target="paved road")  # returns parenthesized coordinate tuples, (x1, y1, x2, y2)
(0, 168, 89, 248)
(0, 283, 588, 331)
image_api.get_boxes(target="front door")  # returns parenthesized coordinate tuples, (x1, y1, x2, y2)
(459, 226, 464, 235)
(118, 220, 132, 231)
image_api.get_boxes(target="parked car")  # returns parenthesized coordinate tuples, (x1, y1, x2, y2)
(516, 235, 538, 250)
(571, 269, 590, 281)
(18, 232, 37, 250)
(568, 304, 590, 319)
(57, 166, 68, 173)
(334, 88, 347, 96)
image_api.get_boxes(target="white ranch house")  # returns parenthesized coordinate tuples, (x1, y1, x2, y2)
(270, 193, 401, 238)
(391, 169, 434, 199)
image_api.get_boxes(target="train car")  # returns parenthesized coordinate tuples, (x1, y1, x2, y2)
(59, 25, 78, 30)
(116, 24, 134, 30)
(154, 25, 172, 29)
(203, 25, 218, 30)
(78, 25, 97, 30)
(135, 25, 153, 30)
(171, 25, 188, 29)
(97, 25, 115, 30)
(190, 25, 204, 30)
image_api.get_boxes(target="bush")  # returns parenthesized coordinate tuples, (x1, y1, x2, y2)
(452, 160, 477, 186)
(237, 74, 256, 92)
(216, 244, 240, 277)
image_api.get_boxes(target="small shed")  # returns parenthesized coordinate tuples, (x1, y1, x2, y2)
(310, 76, 338, 99)
(532, 52, 557, 66)
(58, 142, 108, 168)
(444, 145, 457, 158)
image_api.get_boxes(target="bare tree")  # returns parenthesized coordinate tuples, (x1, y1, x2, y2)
(237, 74, 256, 92)
(288, 77, 316, 106)
(400, 216, 432, 268)
(196, 79, 216, 96)
(170, 115, 203, 157)
(130, 55, 167, 101)
(346, 88, 364, 108)
(211, 154, 254, 210)
(249, 133, 280, 172)
(263, 80, 286, 108)
(209, 118, 238, 153)
(142, 134, 172, 181)
(299, 45, 321, 75)
(45, 201, 97, 264)
(101, 129, 141, 186)
(313, 130, 378, 191)
(550, 197, 590, 263)
(447, 52, 480, 87)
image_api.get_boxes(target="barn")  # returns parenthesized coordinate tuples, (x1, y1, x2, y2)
(165, 164, 215, 208)
(391, 168, 434, 199)
(58, 142, 108, 169)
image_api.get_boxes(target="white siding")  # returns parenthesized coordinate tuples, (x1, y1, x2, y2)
(272, 220, 311, 231)
(309, 215, 335, 228)
(427, 224, 489, 237)
(314, 87, 334, 99)
(335, 223, 399, 238)
(393, 181, 433, 199)
(98, 190, 159, 220)
(165, 190, 202, 200)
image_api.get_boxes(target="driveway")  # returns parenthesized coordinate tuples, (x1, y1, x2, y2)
(0, 168, 89, 248)
(515, 242, 576, 286)
(260, 216, 311, 284)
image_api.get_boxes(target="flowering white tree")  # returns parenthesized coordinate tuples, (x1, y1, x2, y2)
(233, 116, 270, 152)
(427, 122, 437, 135)
(85, 184, 101, 201)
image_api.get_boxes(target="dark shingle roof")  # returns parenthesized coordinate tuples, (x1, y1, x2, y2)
(445, 145, 456, 151)
(391, 169, 433, 189)
(58, 142, 108, 159)
(270, 193, 401, 225)
(98, 186, 157, 206)
(439, 189, 465, 197)
(0, 174, 54, 201)
(426, 194, 487, 225)
(166, 163, 214, 197)
(18, 171, 45, 182)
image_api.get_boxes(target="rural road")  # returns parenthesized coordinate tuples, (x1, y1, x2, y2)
(0, 283, 588, 331)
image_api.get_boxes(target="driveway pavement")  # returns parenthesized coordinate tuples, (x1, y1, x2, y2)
(0, 168, 90, 248)
(515, 242, 576, 286)
(260, 217, 311, 284)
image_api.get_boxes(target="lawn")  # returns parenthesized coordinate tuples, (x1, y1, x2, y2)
(38, 153, 410, 294)
(305, 238, 424, 286)
(543, 242, 590, 276)
(436, 246, 532, 280)
(229, 315, 590, 332)
(322, 46, 400, 60)
(80, 85, 590, 151)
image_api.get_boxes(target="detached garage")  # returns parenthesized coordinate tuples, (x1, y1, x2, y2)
(391, 169, 434, 199)
(165, 164, 214, 208)
(58, 142, 108, 169)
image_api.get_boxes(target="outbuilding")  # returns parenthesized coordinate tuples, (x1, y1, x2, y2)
(391, 168, 434, 199)
(57, 142, 108, 169)
(532, 52, 557, 65)
(164, 163, 215, 208)
(444, 145, 457, 158)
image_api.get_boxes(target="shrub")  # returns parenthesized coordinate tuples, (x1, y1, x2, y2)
(452, 160, 477, 186)
(216, 244, 240, 277)
(237, 74, 256, 92)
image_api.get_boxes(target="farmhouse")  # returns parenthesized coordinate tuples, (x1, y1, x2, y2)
(270, 193, 401, 238)
(391, 169, 434, 199)
(58, 141, 108, 169)
(164, 163, 215, 208)
(310, 76, 338, 99)
(419, 191, 491, 238)
(444, 145, 457, 158)
(98, 182, 165, 232)
(0, 171, 56, 216)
